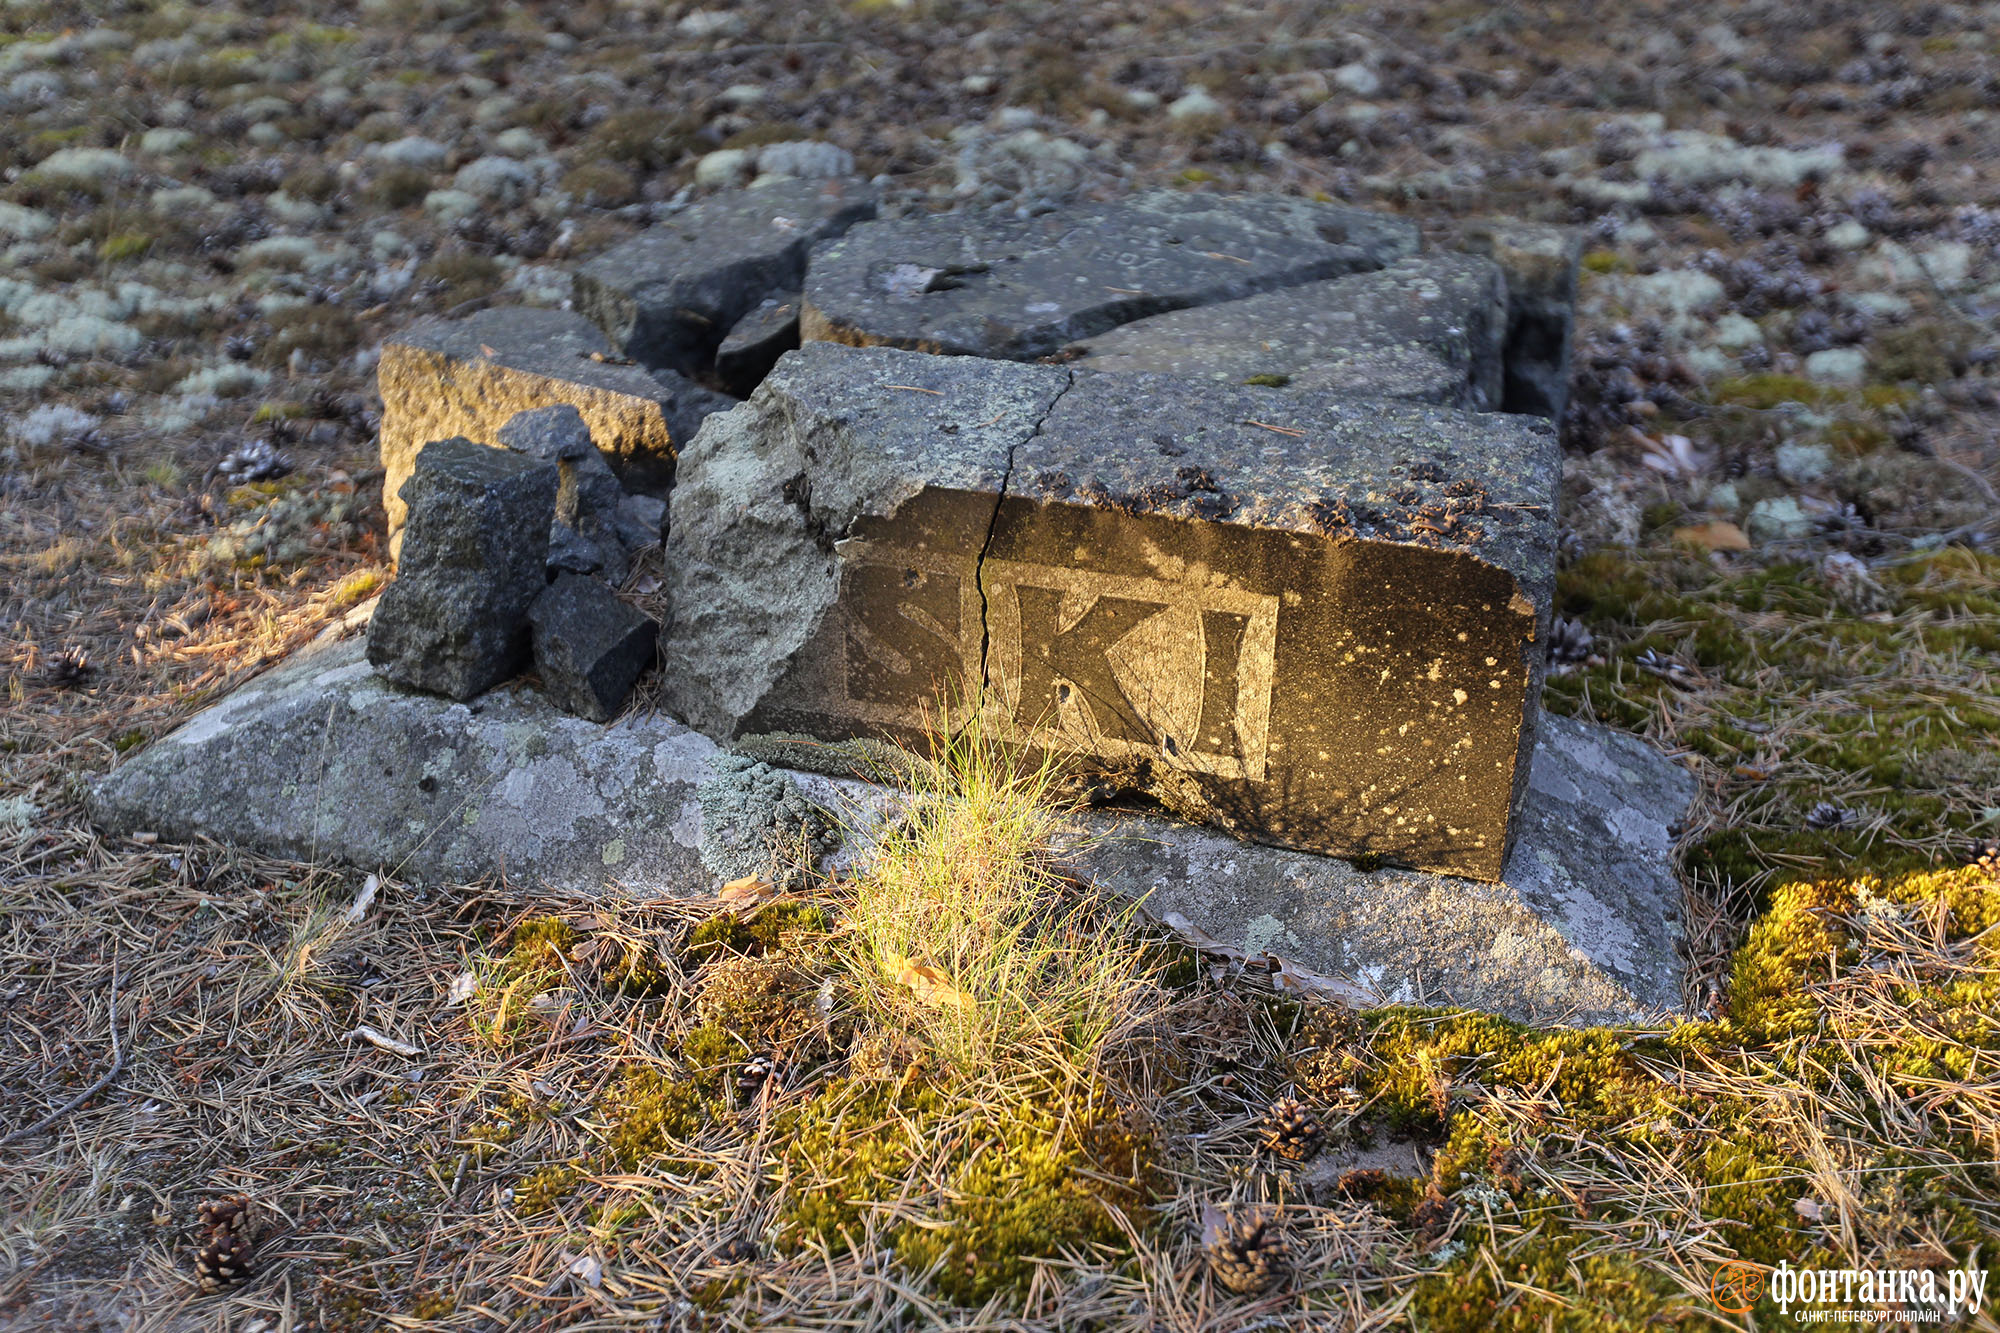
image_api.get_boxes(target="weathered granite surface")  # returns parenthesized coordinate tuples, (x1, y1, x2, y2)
(1066, 254, 1508, 409)
(88, 636, 1693, 1025)
(573, 176, 876, 377)
(366, 439, 557, 700)
(658, 341, 1070, 738)
(377, 307, 732, 554)
(660, 342, 1560, 879)
(800, 191, 1420, 360)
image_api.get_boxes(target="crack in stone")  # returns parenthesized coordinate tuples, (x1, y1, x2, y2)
(972, 369, 1076, 708)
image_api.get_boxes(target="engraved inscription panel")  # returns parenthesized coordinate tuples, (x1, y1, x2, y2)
(834, 544, 1278, 781)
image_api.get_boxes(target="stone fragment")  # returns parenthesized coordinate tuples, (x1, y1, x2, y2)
(613, 493, 667, 551)
(660, 343, 1560, 880)
(528, 573, 656, 722)
(1066, 254, 1507, 408)
(499, 405, 631, 585)
(799, 190, 1420, 361)
(572, 177, 877, 377)
(499, 405, 626, 526)
(366, 438, 557, 700)
(659, 343, 1069, 738)
(713, 290, 802, 396)
(90, 638, 1689, 1024)
(1460, 221, 1584, 419)
(377, 307, 732, 552)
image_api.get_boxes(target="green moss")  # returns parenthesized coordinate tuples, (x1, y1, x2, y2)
(773, 1074, 1152, 1302)
(598, 1066, 712, 1170)
(1709, 373, 1837, 410)
(587, 109, 696, 171)
(1870, 320, 1972, 386)
(257, 304, 362, 370)
(368, 166, 432, 209)
(560, 163, 637, 209)
(1408, 1233, 1682, 1330)
(1580, 248, 1628, 274)
(513, 1162, 583, 1214)
(1241, 372, 1292, 387)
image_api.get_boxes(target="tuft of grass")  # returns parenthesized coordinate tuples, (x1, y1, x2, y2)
(841, 716, 1160, 1075)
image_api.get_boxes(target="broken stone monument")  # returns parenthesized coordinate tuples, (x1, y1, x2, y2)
(377, 306, 732, 555)
(88, 184, 1700, 1024)
(88, 632, 1691, 1026)
(660, 341, 1559, 882)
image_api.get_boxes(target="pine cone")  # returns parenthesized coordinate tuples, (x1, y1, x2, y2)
(737, 1055, 774, 1103)
(1202, 1204, 1288, 1295)
(195, 1227, 253, 1294)
(197, 1193, 251, 1233)
(1257, 1097, 1324, 1162)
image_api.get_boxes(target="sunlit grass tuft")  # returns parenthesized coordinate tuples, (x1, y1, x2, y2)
(841, 714, 1161, 1077)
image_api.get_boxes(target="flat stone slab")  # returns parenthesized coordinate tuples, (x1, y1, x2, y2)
(377, 307, 733, 553)
(573, 176, 876, 378)
(660, 342, 1560, 880)
(87, 635, 1693, 1026)
(799, 190, 1420, 361)
(1065, 254, 1507, 409)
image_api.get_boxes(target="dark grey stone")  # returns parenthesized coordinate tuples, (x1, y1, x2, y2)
(659, 343, 1560, 880)
(528, 573, 656, 722)
(799, 190, 1420, 361)
(547, 521, 629, 585)
(714, 290, 802, 395)
(88, 635, 1690, 1023)
(366, 438, 557, 701)
(1066, 254, 1508, 409)
(657, 341, 1070, 739)
(378, 307, 731, 552)
(1460, 221, 1584, 420)
(613, 493, 667, 551)
(573, 177, 877, 377)
(497, 402, 594, 461)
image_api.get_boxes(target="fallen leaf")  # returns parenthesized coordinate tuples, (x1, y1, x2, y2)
(567, 1253, 603, 1288)
(884, 953, 977, 1010)
(1795, 1197, 1824, 1222)
(1270, 957, 1376, 1007)
(719, 875, 778, 905)
(348, 1025, 423, 1058)
(343, 873, 380, 924)
(1674, 521, 1751, 552)
(446, 971, 477, 1006)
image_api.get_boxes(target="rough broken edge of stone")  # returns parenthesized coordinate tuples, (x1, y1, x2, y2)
(377, 308, 723, 557)
(571, 176, 877, 377)
(86, 634, 1694, 1026)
